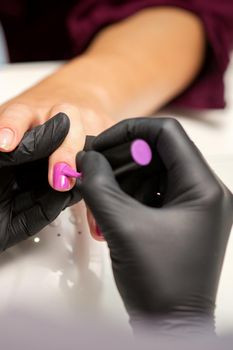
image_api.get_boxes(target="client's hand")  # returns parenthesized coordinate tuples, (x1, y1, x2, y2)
(0, 113, 81, 252)
(77, 118, 233, 335)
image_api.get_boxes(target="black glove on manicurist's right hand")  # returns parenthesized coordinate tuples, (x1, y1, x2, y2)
(77, 118, 233, 334)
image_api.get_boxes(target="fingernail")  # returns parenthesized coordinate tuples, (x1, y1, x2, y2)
(53, 162, 71, 191)
(0, 128, 15, 150)
(96, 224, 104, 239)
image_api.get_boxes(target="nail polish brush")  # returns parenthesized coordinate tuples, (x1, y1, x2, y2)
(61, 138, 152, 179)
(61, 166, 82, 178)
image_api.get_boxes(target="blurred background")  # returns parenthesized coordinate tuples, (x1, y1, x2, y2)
(0, 23, 8, 64)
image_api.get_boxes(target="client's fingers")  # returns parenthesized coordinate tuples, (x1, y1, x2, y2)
(0, 113, 70, 168)
(48, 104, 86, 191)
(0, 103, 36, 152)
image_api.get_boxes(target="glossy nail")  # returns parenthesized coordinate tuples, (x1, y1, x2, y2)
(0, 128, 15, 150)
(53, 162, 71, 191)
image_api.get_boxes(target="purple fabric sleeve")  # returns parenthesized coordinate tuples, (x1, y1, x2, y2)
(0, 1, 233, 109)
(67, 0, 233, 109)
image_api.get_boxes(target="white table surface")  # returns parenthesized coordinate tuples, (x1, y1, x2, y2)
(0, 60, 233, 334)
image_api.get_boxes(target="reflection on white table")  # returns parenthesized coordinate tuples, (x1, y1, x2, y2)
(0, 59, 233, 334)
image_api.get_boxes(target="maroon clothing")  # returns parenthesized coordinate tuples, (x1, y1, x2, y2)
(0, 0, 233, 109)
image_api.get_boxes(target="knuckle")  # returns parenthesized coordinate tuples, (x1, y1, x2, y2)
(2, 103, 32, 116)
(81, 108, 98, 121)
(51, 103, 80, 115)
(58, 143, 77, 154)
(0, 103, 34, 129)
(89, 173, 106, 190)
(119, 219, 135, 236)
(162, 117, 181, 132)
(202, 182, 225, 206)
(53, 135, 81, 155)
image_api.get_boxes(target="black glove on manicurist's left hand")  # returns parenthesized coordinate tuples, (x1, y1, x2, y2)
(0, 113, 81, 252)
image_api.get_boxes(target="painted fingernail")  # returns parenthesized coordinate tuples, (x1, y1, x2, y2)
(0, 128, 15, 150)
(53, 162, 71, 191)
(96, 224, 104, 239)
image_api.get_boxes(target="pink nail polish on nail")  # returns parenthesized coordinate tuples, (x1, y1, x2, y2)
(53, 162, 71, 190)
(96, 224, 104, 238)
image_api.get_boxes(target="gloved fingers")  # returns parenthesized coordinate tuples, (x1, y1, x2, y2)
(12, 191, 37, 215)
(92, 117, 151, 150)
(66, 183, 82, 207)
(77, 150, 139, 239)
(93, 117, 220, 200)
(0, 167, 14, 198)
(77, 150, 123, 206)
(92, 118, 202, 172)
(14, 158, 49, 192)
(0, 113, 70, 168)
(13, 184, 82, 217)
(6, 188, 75, 250)
(154, 119, 230, 204)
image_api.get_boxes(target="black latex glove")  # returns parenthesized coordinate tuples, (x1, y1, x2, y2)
(77, 118, 233, 334)
(0, 113, 81, 252)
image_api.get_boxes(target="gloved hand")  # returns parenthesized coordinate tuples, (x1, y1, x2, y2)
(0, 113, 81, 252)
(77, 118, 233, 334)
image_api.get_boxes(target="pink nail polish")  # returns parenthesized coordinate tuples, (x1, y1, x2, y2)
(96, 224, 104, 238)
(53, 162, 71, 190)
